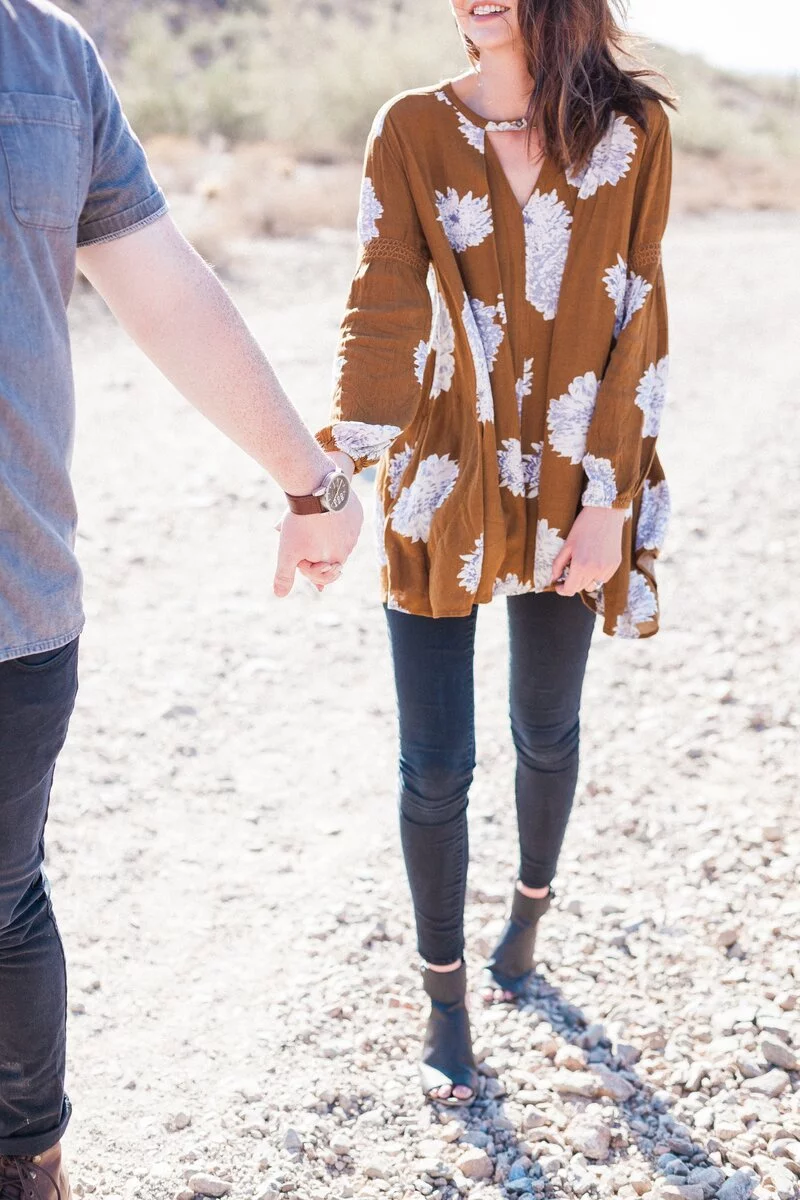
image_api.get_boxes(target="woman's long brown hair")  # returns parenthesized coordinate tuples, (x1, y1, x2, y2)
(462, 0, 676, 169)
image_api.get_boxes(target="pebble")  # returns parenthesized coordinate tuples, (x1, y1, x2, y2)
(591, 1063, 637, 1102)
(740, 1069, 791, 1098)
(687, 1166, 726, 1198)
(716, 1169, 758, 1200)
(554, 1044, 589, 1070)
(759, 1035, 799, 1071)
(768, 1165, 798, 1200)
(164, 1112, 192, 1133)
(552, 1070, 600, 1098)
(186, 1175, 232, 1198)
(565, 1115, 611, 1162)
(455, 1149, 493, 1181)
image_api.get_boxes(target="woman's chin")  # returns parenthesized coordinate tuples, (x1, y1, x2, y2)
(465, 27, 516, 53)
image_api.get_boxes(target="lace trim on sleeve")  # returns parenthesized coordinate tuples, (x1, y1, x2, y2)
(630, 242, 662, 271)
(362, 237, 429, 274)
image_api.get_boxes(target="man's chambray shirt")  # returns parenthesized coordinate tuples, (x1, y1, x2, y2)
(0, 0, 168, 660)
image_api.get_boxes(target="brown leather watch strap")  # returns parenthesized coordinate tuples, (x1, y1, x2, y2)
(285, 492, 326, 515)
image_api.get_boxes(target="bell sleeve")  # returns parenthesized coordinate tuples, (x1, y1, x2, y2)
(580, 106, 673, 510)
(317, 107, 432, 474)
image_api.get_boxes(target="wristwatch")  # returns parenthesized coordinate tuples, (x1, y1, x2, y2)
(285, 467, 351, 515)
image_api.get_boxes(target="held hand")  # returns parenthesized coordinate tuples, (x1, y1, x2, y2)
(273, 491, 364, 598)
(551, 507, 626, 597)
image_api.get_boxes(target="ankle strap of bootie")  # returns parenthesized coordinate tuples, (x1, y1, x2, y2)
(511, 886, 553, 926)
(421, 962, 467, 1004)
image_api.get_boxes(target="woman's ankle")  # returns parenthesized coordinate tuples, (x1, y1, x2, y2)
(516, 880, 550, 900)
(425, 958, 463, 973)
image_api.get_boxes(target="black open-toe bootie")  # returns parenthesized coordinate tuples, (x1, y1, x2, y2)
(420, 963, 479, 1106)
(485, 887, 553, 1000)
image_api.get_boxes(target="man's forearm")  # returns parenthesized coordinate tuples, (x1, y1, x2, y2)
(77, 216, 332, 496)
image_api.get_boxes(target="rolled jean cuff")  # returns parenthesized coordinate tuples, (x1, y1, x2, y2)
(0, 1096, 71, 1158)
(518, 862, 556, 892)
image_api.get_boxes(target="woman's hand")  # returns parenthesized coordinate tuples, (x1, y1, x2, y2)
(551, 507, 626, 597)
(273, 450, 361, 596)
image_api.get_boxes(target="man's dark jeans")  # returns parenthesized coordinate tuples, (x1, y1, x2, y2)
(386, 594, 594, 966)
(0, 639, 78, 1157)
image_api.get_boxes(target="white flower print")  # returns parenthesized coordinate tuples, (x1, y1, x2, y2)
(582, 453, 618, 507)
(603, 254, 652, 338)
(387, 593, 413, 614)
(457, 112, 486, 153)
(497, 439, 542, 500)
(614, 571, 657, 638)
(524, 442, 543, 499)
(430, 293, 456, 397)
(374, 486, 387, 568)
(493, 574, 533, 597)
(636, 479, 671, 552)
(635, 355, 669, 438)
(515, 358, 534, 420)
(497, 439, 525, 498)
(435, 188, 493, 253)
(547, 371, 599, 463)
(333, 420, 401, 461)
(387, 442, 415, 499)
(458, 535, 484, 594)
(470, 298, 505, 370)
(391, 453, 460, 543)
(435, 90, 485, 151)
(461, 296, 494, 423)
(567, 115, 638, 199)
(413, 340, 429, 386)
(522, 190, 573, 321)
(534, 519, 565, 592)
(621, 272, 652, 334)
(603, 254, 628, 322)
(358, 177, 383, 244)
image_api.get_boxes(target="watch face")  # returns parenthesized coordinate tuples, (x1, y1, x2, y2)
(325, 472, 350, 513)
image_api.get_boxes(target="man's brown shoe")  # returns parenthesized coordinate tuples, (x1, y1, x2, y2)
(0, 1144, 71, 1200)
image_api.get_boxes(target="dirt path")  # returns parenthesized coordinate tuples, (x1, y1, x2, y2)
(54, 212, 800, 1200)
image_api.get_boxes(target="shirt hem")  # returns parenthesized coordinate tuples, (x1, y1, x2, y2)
(0, 620, 85, 665)
(77, 196, 169, 248)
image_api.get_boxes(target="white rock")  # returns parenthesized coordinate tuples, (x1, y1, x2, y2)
(591, 1063, 636, 1102)
(759, 1034, 799, 1071)
(740, 1068, 791, 1097)
(455, 1148, 494, 1180)
(565, 1115, 611, 1162)
(555, 1045, 588, 1070)
(769, 1165, 798, 1200)
(553, 1070, 600, 1098)
(187, 1176, 231, 1198)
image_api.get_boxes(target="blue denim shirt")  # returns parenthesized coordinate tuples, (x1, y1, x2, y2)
(0, 0, 168, 661)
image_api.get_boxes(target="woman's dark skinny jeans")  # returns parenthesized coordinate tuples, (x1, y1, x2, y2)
(0, 639, 78, 1157)
(386, 592, 594, 967)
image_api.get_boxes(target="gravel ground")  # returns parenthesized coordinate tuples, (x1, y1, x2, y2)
(52, 211, 799, 1200)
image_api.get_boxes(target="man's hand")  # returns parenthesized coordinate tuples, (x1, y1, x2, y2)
(551, 507, 626, 596)
(273, 492, 364, 597)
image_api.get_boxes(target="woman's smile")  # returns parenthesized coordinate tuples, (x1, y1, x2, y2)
(469, 3, 511, 21)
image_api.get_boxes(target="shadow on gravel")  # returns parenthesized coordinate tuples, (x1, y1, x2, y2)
(432, 973, 720, 1198)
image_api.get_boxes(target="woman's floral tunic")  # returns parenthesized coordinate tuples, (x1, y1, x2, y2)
(317, 81, 673, 637)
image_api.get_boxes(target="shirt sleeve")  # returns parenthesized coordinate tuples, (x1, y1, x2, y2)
(580, 108, 672, 511)
(317, 108, 432, 473)
(77, 37, 168, 248)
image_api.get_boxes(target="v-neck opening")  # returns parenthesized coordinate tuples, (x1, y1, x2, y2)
(485, 133, 551, 213)
(440, 81, 553, 212)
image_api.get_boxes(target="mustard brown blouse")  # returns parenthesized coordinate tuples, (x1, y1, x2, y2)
(318, 81, 672, 637)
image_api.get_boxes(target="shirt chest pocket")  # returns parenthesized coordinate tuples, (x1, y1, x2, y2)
(0, 92, 81, 231)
